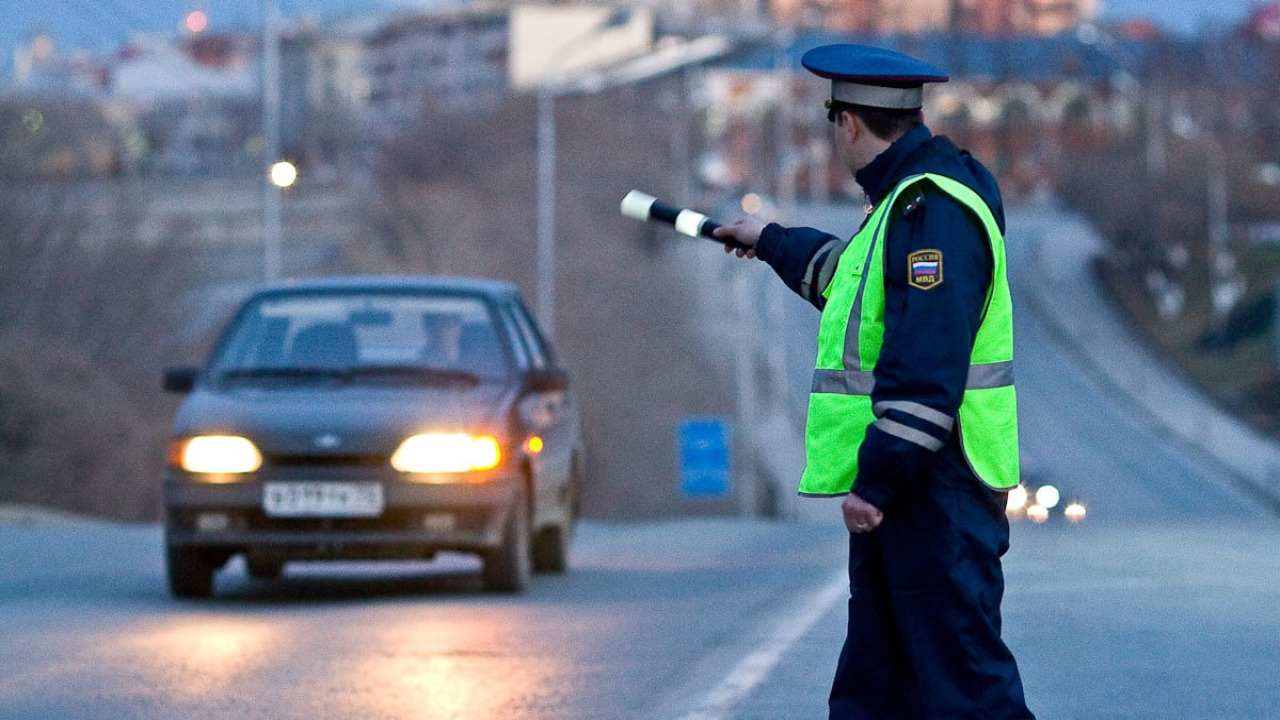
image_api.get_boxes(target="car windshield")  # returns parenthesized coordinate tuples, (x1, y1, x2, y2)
(209, 291, 511, 385)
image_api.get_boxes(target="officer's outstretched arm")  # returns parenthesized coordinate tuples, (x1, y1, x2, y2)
(743, 224, 847, 311)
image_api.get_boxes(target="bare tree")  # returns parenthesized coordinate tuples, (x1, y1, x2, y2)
(0, 102, 202, 519)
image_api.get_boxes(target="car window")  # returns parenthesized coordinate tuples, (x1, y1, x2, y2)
(210, 292, 512, 380)
(508, 300, 553, 367)
(496, 304, 530, 370)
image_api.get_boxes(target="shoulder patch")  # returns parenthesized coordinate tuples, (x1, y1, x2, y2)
(908, 249, 943, 290)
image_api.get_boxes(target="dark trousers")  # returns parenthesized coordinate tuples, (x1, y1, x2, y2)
(829, 463, 1035, 720)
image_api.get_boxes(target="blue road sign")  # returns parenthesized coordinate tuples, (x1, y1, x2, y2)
(678, 417, 730, 498)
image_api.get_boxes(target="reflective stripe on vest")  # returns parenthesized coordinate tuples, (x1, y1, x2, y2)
(799, 173, 1019, 497)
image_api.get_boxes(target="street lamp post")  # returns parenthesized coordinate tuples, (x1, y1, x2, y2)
(535, 83, 558, 339)
(1203, 132, 1239, 326)
(1076, 23, 1162, 177)
(262, 0, 283, 282)
(534, 9, 631, 340)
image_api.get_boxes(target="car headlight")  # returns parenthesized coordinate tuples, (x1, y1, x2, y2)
(171, 435, 263, 475)
(391, 433, 501, 475)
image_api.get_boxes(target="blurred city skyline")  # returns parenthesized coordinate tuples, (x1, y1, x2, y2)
(0, 0, 1268, 77)
(0, 0, 457, 75)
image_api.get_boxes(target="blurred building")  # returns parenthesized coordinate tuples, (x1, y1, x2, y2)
(697, 31, 1155, 203)
(9, 29, 109, 96)
(507, 4, 654, 89)
(363, 5, 510, 142)
(107, 34, 258, 176)
(279, 16, 379, 175)
(768, 0, 1097, 36)
(1245, 2, 1280, 42)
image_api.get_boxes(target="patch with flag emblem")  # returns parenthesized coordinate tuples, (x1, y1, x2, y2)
(908, 249, 942, 290)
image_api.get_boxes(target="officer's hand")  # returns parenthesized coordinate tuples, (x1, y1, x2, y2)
(713, 217, 765, 259)
(842, 493, 883, 534)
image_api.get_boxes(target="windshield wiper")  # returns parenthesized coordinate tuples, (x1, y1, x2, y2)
(347, 365, 482, 387)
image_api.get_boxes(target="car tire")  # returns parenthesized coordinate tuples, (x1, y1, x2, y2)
(246, 556, 285, 580)
(167, 545, 216, 599)
(532, 474, 575, 573)
(531, 526, 568, 573)
(482, 486, 531, 593)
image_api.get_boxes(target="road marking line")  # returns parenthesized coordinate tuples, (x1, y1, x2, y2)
(675, 569, 848, 720)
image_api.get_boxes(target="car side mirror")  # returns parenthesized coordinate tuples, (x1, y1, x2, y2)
(162, 367, 200, 394)
(525, 365, 569, 393)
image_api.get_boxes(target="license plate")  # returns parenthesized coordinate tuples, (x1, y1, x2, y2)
(262, 482, 385, 518)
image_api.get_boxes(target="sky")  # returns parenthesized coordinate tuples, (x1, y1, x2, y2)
(1098, 0, 1268, 34)
(0, 0, 1271, 77)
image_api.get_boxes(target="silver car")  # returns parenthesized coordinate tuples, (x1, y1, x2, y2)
(161, 276, 582, 597)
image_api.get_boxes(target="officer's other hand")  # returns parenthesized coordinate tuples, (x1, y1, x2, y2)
(713, 217, 765, 259)
(842, 493, 883, 534)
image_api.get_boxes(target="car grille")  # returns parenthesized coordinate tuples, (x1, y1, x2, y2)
(265, 454, 388, 467)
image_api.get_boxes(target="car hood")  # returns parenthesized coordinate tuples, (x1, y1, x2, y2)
(170, 382, 517, 456)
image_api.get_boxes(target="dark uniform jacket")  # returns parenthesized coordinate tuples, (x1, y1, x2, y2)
(755, 124, 1006, 509)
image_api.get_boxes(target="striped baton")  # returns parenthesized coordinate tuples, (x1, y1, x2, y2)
(619, 190, 745, 249)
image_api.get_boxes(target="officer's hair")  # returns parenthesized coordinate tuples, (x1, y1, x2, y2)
(830, 101, 923, 142)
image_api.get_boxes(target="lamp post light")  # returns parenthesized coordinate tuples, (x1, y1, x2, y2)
(270, 160, 298, 189)
(535, 8, 631, 340)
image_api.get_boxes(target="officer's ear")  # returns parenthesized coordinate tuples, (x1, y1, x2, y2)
(837, 109, 861, 143)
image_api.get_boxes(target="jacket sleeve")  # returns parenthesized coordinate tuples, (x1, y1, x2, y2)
(755, 223, 848, 311)
(851, 185, 994, 510)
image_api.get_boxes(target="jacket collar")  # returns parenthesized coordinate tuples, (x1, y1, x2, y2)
(855, 124, 933, 206)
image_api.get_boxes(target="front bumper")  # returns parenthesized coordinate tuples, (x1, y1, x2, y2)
(164, 464, 520, 560)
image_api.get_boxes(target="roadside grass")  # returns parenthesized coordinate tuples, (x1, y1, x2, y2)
(1099, 242, 1280, 437)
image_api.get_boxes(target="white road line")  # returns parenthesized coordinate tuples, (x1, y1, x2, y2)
(675, 569, 848, 720)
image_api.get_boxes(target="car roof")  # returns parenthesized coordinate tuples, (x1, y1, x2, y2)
(251, 275, 522, 300)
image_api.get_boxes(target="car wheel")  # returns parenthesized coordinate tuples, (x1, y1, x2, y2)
(167, 545, 216, 599)
(246, 556, 285, 580)
(532, 475, 575, 573)
(531, 526, 568, 573)
(482, 485, 531, 593)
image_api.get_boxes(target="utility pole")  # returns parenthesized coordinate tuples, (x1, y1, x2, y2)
(534, 8, 632, 340)
(1145, 86, 1167, 177)
(1206, 133, 1234, 325)
(262, 0, 283, 282)
(535, 84, 557, 338)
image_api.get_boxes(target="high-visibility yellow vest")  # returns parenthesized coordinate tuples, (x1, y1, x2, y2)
(799, 173, 1019, 496)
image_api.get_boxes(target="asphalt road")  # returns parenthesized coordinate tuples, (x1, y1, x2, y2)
(2, 206, 1279, 719)
(1012, 264, 1267, 522)
(0, 517, 851, 720)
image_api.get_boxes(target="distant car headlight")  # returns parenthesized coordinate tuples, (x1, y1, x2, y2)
(1034, 484, 1061, 509)
(171, 435, 263, 475)
(391, 433, 501, 474)
(1006, 485, 1028, 513)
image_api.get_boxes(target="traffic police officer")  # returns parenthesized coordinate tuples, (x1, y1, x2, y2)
(714, 44, 1036, 719)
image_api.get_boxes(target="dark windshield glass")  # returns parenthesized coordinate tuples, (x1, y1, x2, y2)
(210, 292, 511, 382)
